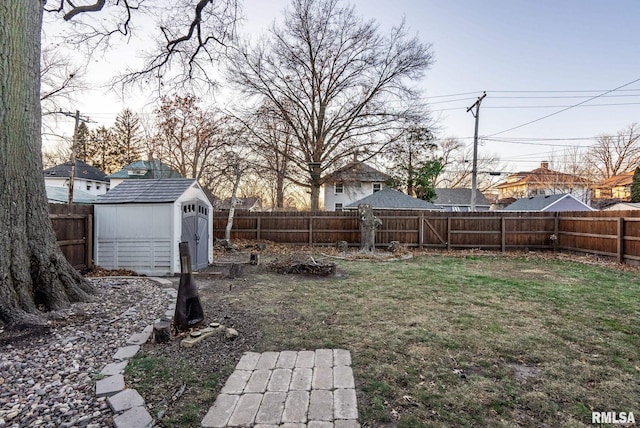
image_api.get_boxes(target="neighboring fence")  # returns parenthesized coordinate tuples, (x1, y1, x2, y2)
(213, 209, 640, 265)
(49, 204, 94, 269)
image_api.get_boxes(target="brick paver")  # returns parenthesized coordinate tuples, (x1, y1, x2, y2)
(201, 349, 359, 427)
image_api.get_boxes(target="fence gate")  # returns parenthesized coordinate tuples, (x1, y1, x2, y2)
(181, 200, 210, 270)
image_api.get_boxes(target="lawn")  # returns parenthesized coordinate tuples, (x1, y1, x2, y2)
(129, 253, 640, 427)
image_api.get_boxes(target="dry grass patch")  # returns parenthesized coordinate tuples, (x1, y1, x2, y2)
(227, 253, 640, 427)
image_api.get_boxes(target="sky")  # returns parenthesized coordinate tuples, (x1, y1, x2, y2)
(44, 0, 640, 172)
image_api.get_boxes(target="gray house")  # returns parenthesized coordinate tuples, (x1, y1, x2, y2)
(94, 179, 212, 276)
(434, 188, 491, 212)
(346, 188, 441, 211)
(502, 193, 594, 212)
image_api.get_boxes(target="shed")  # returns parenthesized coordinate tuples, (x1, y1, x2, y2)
(94, 179, 212, 276)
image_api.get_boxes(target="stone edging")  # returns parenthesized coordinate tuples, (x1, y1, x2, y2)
(94, 277, 176, 428)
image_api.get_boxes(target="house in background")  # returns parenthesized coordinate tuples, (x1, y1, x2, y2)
(322, 161, 389, 211)
(495, 161, 591, 205)
(433, 188, 491, 212)
(108, 159, 183, 188)
(345, 187, 441, 211)
(215, 196, 262, 211)
(44, 160, 109, 203)
(604, 202, 640, 211)
(592, 171, 633, 203)
(501, 193, 594, 212)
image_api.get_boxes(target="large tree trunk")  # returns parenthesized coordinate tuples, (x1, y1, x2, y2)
(0, 2, 94, 327)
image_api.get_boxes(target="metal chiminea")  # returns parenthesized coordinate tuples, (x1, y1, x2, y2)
(174, 242, 205, 330)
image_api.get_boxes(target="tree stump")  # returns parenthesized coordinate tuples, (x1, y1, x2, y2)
(388, 241, 401, 253)
(358, 204, 382, 253)
(153, 321, 171, 343)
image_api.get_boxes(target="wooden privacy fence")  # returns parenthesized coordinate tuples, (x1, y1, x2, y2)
(49, 204, 94, 269)
(213, 209, 640, 265)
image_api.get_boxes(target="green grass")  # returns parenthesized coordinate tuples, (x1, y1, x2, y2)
(232, 254, 640, 427)
(125, 354, 233, 426)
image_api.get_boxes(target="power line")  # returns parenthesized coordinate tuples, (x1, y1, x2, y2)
(486, 77, 640, 137)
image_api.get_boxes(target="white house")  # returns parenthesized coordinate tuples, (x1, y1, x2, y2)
(94, 179, 213, 276)
(322, 161, 389, 211)
(44, 161, 109, 202)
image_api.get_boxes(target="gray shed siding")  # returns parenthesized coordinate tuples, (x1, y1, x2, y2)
(95, 204, 174, 276)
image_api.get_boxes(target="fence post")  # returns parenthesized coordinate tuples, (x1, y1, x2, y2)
(309, 216, 313, 245)
(419, 212, 424, 249)
(446, 216, 451, 251)
(86, 213, 93, 269)
(256, 216, 261, 241)
(617, 217, 624, 264)
(501, 216, 506, 253)
(554, 212, 559, 252)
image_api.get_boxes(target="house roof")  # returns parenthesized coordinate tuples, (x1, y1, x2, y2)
(434, 188, 490, 206)
(323, 161, 389, 183)
(346, 187, 441, 210)
(46, 186, 97, 204)
(107, 159, 183, 179)
(502, 193, 592, 212)
(496, 166, 590, 189)
(44, 160, 108, 182)
(605, 202, 640, 210)
(95, 179, 197, 204)
(216, 197, 261, 210)
(595, 171, 634, 189)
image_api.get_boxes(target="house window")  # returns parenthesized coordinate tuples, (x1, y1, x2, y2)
(335, 203, 343, 212)
(335, 182, 344, 193)
(96, 184, 101, 190)
(86, 184, 92, 191)
(373, 183, 382, 193)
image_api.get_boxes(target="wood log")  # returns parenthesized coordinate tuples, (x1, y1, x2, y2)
(153, 321, 171, 343)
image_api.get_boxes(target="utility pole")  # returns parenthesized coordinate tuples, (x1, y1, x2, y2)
(59, 110, 91, 206)
(466, 92, 487, 212)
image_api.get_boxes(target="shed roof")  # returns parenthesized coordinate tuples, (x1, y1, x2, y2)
(346, 187, 441, 210)
(502, 193, 592, 211)
(434, 188, 490, 206)
(95, 179, 197, 204)
(44, 160, 108, 182)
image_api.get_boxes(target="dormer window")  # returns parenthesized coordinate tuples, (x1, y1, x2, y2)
(373, 183, 382, 193)
(335, 182, 344, 194)
(128, 168, 147, 176)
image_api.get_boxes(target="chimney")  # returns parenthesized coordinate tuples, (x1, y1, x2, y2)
(353, 150, 359, 162)
(540, 161, 549, 169)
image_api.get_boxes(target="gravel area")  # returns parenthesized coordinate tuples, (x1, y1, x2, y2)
(0, 277, 168, 428)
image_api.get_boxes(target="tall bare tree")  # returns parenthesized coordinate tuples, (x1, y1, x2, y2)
(228, 0, 433, 210)
(241, 103, 296, 209)
(434, 137, 502, 191)
(587, 123, 640, 181)
(151, 94, 229, 181)
(1, 1, 238, 326)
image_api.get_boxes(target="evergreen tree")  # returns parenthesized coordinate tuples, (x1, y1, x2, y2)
(112, 109, 143, 168)
(631, 166, 640, 202)
(415, 160, 444, 202)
